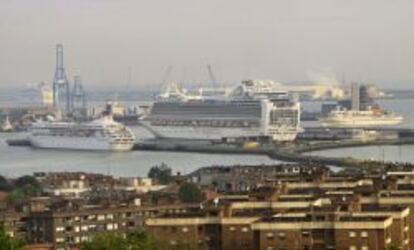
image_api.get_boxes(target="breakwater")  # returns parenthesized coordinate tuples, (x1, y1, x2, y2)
(7, 137, 414, 169)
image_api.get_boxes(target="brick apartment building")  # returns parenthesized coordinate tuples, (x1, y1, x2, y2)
(3, 166, 414, 249)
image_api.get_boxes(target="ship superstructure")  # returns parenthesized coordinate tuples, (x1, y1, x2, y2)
(143, 81, 301, 141)
(28, 116, 135, 151)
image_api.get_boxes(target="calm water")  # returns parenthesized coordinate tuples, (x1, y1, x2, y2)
(0, 127, 279, 177)
(1, 98, 414, 177)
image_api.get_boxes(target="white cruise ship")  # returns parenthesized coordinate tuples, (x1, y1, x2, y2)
(142, 81, 301, 142)
(320, 108, 403, 128)
(28, 116, 135, 151)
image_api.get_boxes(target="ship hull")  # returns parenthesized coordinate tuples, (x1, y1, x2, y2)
(28, 135, 134, 151)
(141, 122, 297, 141)
(320, 117, 403, 128)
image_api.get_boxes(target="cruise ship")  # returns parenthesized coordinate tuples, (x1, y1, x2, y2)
(28, 116, 136, 151)
(142, 80, 301, 141)
(320, 108, 403, 128)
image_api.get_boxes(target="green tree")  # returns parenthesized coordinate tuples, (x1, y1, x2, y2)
(0, 226, 25, 250)
(14, 175, 40, 189)
(126, 230, 154, 250)
(6, 175, 42, 203)
(0, 176, 12, 192)
(80, 232, 128, 250)
(80, 230, 198, 250)
(178, 183, 203, 203)
(147, 163, 172, 185)
(386, 245, 401, 250)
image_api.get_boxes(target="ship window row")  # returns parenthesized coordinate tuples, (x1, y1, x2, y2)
(151, 120, 260, 128)
(32, 129, 133, 139)
(269, 118, 298, 126)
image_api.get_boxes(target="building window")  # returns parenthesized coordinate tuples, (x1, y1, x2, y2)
(349, 231, 356, 238)
(361, 231, 368, 238)
(56, 238, 64, 243)
(301, 231, 310, 237)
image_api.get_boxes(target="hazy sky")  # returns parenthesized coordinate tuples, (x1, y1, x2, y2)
(1, 0, 414, 89)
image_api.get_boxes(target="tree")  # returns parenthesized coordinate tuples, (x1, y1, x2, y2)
(5, 176, 42, 203)
(126, 230, 154, 250)
(14, 175, 40, 189)
(178, 183, 203, 203)
(147, 163, 172, 185)
(81, 230, 155, 250)
(80, 230, 197, 250)
(81, 232, 128, 250)
(0, 176, 12, 192)
(0, 226, 25, 250)
(386, 246, 401, 250)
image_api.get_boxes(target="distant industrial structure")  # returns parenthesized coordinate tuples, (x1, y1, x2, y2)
(71, 76, 87, 120)
(51, 44, 87, 119)
(52, 44, 70, 112)
(323, 82, 375, 115)
(351, 82, 360, 111)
